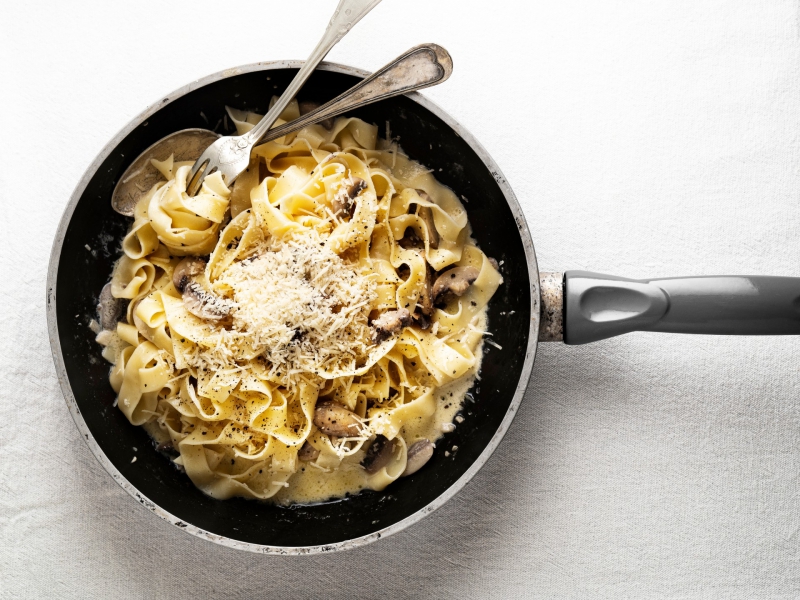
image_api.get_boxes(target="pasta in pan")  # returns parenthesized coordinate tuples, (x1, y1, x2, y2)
(95, 99, 502, 503)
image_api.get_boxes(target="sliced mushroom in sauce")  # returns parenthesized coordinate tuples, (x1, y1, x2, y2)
(371, 308, 411, 344)
(172, 256, 234, 323)
(331, 177, 367, 218)
(411, 310, 432, 331)
(182, 281, 233, 323)
(97, 282, 128, 330)
(411, 264, 434, 331)
(432, 266, 480, 305)
(397, 227, 423, 250)
(313, 401, 363, 437)
(361, 435, 397, 474)
(172, 256, 207, 293)
(402, 439, 434, 477)
(415, 190, 439, 249)
(298, 441, 321, 462)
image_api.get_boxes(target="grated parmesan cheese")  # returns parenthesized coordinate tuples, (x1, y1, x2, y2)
(184, 230, 377, 385)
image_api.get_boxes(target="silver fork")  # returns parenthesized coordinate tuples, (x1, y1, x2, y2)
(187, 0, 382, 196)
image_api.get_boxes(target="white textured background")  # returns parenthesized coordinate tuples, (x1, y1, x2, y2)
(2, 1, 800, 597)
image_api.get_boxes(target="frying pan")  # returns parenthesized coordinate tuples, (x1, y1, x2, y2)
(47, 60, 800, 554)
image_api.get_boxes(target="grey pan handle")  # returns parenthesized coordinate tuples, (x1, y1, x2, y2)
(538, 271, 800, 345)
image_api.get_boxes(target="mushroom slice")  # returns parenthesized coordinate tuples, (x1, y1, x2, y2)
(432, 266, 480, 305)
(411, 309, 432, 331)
(411, 264, 434, 331)
(313, 401, 364, 437)
(331, 177, 367, 218)
(97, 282, 127, 331)
(298, 441, 320, 462)
(397, 227, 422, 250)
(371, 308, 411, 344)
(418, 206, 439, 249)
(415, 190, 439, 249)
(345, 176, 367, 202)
(172, 256, 207, 293)
(420, 263, 434, 316)
(173, 256, 233, 323)
(402, 439, 434, 477)
(182, 281, 234, 322)
(361, 435, 398, 474)
(299, 100, 334, 130)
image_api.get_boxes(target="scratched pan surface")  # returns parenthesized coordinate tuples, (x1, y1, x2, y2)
(47, 61, 539, 554)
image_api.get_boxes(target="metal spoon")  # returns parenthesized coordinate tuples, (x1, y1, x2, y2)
(111, 43, 453, 216)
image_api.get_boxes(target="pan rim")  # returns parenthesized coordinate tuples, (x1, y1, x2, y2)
(46, 59, 541, 555)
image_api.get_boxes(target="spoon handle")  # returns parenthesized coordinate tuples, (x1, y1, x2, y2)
(245, 0, 382, 145)
(257, 44, 453, 146)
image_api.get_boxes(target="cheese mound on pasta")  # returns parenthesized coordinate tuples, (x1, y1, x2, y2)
(97, 100, 502, 503)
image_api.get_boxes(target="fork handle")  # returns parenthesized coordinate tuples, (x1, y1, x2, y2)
(245, 0, 382, 145)
(256, 44, 453, 146)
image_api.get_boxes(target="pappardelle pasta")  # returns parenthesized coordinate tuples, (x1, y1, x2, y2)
(95, 99, 502, 504)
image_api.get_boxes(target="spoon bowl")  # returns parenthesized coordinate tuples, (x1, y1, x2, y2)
(111, 129, 219, 216)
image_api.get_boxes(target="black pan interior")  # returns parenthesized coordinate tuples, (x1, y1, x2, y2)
(53, 66, 532, 548)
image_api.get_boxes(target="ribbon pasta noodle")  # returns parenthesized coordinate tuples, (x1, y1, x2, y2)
(96, 100, 502, 503)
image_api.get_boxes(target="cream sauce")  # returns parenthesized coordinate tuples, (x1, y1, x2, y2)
(273, 311, 487, 505)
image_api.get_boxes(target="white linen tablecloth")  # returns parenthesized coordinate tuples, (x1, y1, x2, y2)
(2, 1, 800, 597)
